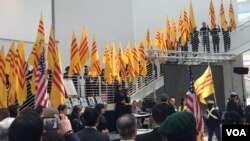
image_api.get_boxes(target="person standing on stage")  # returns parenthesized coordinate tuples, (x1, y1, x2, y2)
(211, 24, 221, 53)
(227, 92, 244, 117)
(222, 23, 232, 52)
(206, 100, 221, 141)
(190, 27, 199, 53)
(123, 88, 132, 114)
(114, 85, 125, 120)
(200, 22, 210, 53)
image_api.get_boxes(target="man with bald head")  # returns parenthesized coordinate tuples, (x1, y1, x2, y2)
(116, 114, 137, 141)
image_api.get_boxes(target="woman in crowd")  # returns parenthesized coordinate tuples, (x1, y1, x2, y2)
(95, 104, 109, 134)
(178, 97, 187, 112)
(123, 88, 132, 114)
(68, 106, 84, 132)
(131, 100, 141, 114)
(58, 104, 68, 116)
(114, 85, 125, 120)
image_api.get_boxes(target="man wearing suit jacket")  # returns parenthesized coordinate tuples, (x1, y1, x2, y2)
(76, 108, 110, 141)
(136, 104, 169, 141)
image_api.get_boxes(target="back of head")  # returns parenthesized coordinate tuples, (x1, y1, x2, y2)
(8, 112, 43, 141)
(42, 108, 59, 118)
(152, 104, 169, 125)
(160, 93, 169, 102)
(83, 108, 99, 126)
(95, 104, 105, 115)
(159, 112, 196, 141)
(116, 114, 137, 140)
(71, 105, 82, 119)
(8, 105, 18, 118)
(57, 104, 67, 113)
(35, 106, 44, 116)
(0, 108, 9, 121)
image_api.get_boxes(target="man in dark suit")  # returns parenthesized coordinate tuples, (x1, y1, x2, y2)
(160, 93, 176, 115)
(227, 92, 243, 117)
(136, 104, 169, 141)
(76, 108, 109, 141)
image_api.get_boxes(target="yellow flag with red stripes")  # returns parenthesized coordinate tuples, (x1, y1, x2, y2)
(7, 43, 16, 105)
(154, 28, 162, 49)
(172, 19, 178, 50)
(138, 42, 147, 77)
(0, 46, 7, 108)
(50, 44, 66, 108)
(146, 29, 153, 58)
(220, 0, 228, 31)
(103, 42, 112, 84)
(132, 42, 139, 77)
(127, 43, 134, 82)
(69, 31, 81, 76)
(229, 0, 237, 30)
(79, 26, 90, 67)
(111, 42, 118, 78)
(189, 0, 196, 33)
(5, 42, 15, 75)
(89, 35, 101, 77)
(118, 43, 126, 81)
(209, 0, 216, 29)
(194, 66, 215, 104)
(47, 27, 56, 71)
(16, 41, 27, 106)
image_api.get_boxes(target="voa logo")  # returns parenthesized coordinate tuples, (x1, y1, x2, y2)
(226, 129, 246, 136)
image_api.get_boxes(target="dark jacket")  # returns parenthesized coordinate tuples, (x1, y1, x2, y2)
(97, 116, 108, 132)
(191, 30, 199, 45)
(114, 91, 125, 119)
(76, 128, 110, 141)
(136, 128, 161, 141)
(206, 108, 221, 127)
(42, 130, 65, 141)
(65, 133, 80, 141)
(227, 99, 243, 117)
(160, 103, 175, 115)
(211, 27, 221, 40)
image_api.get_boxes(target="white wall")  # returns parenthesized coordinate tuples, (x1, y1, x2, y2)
(54, 0, 133, 70)
(0, 0, 52, 57)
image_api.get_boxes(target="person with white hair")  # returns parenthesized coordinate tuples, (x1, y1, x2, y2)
(200, 22, 210, 53)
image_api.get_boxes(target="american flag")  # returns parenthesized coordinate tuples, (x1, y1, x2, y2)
(186, 67, 204, 132)
(35, 51, 48, 108)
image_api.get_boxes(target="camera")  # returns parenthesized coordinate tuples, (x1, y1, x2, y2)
(43, 117, 58, 130)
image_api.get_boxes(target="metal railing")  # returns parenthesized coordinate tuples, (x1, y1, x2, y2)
(61, 61, 163, 104)
(16, 61, 164, 111)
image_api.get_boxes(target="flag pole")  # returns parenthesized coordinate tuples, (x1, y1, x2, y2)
(208, 63, 218, 108)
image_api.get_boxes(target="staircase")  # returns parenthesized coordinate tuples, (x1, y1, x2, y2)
(226, 20, 250, 55)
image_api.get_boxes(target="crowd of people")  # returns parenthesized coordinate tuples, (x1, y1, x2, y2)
(1, 90, 250, 141)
